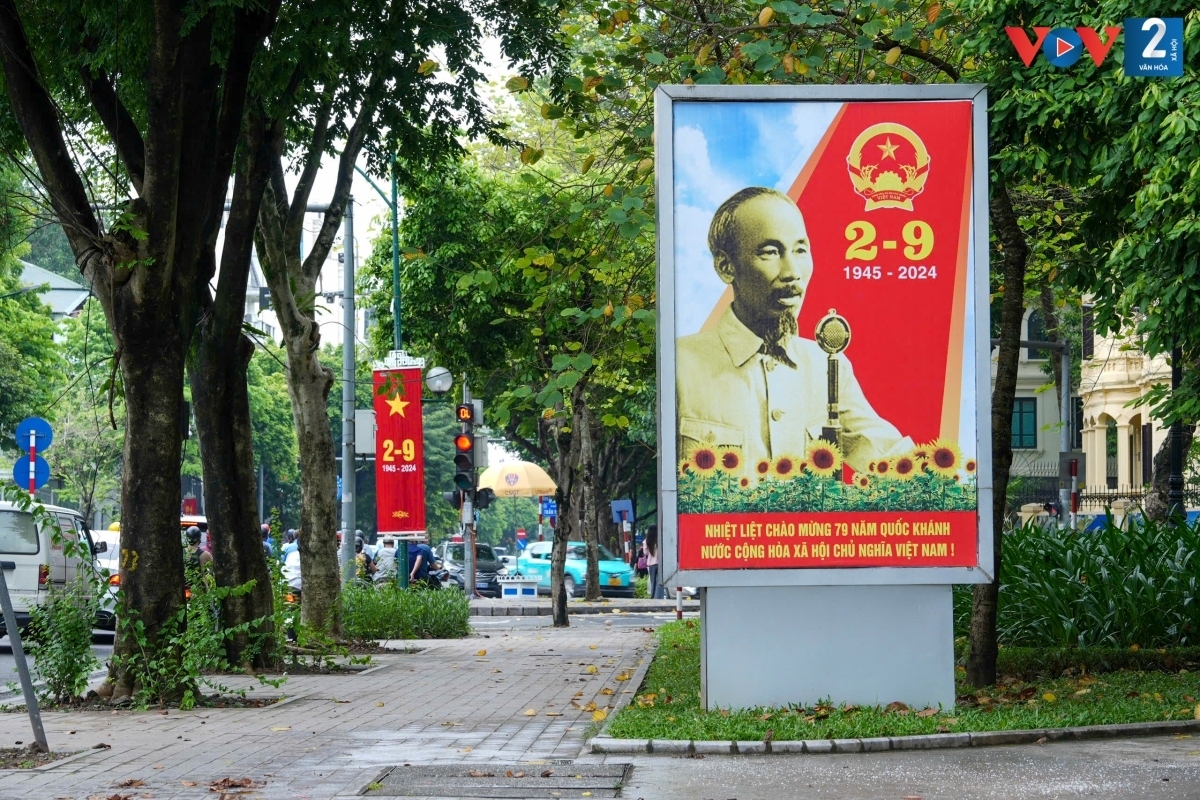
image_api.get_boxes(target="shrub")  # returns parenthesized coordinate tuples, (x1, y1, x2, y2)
(957, 517, 1200, 649)
(26, 581, 99, 703)
(634, 576, 649, 599)
(342, 584, 470, 640)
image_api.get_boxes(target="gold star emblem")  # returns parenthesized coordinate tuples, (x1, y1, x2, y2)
(877, 137, 899, 160)
(386, 394, 409, 417)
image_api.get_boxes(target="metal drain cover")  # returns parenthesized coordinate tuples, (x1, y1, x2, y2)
(363, 763, 631, 798)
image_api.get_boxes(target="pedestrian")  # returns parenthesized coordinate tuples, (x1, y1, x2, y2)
(645, 525, 664, 599)
(636, 543, 648, 578)
(281, 529, 297, 559)
(261, 523, 273, 557)
(184, 526, 208, 572)
(355, 536, 376, 582)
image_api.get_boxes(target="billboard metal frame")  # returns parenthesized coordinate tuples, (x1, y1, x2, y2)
(655, 83, 992, 587)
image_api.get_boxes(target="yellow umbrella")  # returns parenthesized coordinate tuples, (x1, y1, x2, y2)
(478, 461, 557, 497)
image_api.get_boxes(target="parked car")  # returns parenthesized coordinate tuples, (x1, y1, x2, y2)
(437, 541, 503, 598)
(517, 541, 635, 598)
(0, 501, 106, 636)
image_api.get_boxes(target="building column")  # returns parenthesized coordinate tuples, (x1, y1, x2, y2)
(1083, 427, 1100, 491)
(1116, 423, 1132, 490)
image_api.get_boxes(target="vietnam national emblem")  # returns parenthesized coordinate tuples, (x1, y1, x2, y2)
(846, 123, 930, 212)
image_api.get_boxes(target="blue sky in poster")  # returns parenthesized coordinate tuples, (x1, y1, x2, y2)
(671, 101, 840, 336)
(670, 99, 978, 458)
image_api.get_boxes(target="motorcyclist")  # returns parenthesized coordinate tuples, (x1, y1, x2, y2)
(355, 536, 377, 582)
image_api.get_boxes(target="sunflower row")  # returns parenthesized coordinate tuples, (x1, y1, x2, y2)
(680, 439, 976, 481)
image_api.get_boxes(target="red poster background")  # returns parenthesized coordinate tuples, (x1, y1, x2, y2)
(678, 100, 977, 571)
(374, 368, 426, 536)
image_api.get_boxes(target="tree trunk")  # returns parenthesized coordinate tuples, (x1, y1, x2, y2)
(1038, 284, 1063, 417)
(1145, 425, 1196, 521)
(108, 338, 188, 699)
(285, 335, 342, 635)
(966, 181, 1028, 689)
(579, 402, 602, 602)
(189, 329, 275, 667)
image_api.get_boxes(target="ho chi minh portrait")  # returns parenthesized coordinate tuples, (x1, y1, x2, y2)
(676, 187, 912, 477)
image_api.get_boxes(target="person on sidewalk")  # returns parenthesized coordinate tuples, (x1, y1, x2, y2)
(645, 525, 664, 599)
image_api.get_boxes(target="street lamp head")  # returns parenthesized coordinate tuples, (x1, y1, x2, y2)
(425, 365, 453, 395)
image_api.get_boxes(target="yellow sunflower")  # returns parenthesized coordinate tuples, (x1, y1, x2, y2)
(690, 445, 719, 476)
(874, 458, 892, 478)
(912, 446, 930, 462)
(739, 477, 750, 488)
(965, 458, 977, 474)
(717, 447, 743, 474)
(925, 439, 962, 477)
(867, 461, 877, 473)
(805, 440, 843, 477)
(893, 456, 917, 481)
(772, 455, 800, 479)
(755, 459, 771, 478)
(857, 474, 871, 489)
(678, 459, 692, 476)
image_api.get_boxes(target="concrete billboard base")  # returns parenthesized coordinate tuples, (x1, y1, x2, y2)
(700, 584, 955, 711)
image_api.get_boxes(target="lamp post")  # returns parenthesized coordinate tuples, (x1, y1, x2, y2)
(354, 158, 402, 350)
(1168, 346, 1185, 520)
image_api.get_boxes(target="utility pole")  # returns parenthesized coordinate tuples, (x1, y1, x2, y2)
(462, 377, 476, 597)
(339, 198, 357, 584)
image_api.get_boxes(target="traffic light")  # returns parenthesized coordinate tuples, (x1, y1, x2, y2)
(453, 403, 475, 491)
(443, 489, 465, 509)
(475, 488, 495, 510)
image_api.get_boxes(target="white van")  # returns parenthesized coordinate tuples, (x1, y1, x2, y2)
(0, 501, 105, 636)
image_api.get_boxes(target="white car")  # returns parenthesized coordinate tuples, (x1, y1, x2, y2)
(0, 501, 105, 635)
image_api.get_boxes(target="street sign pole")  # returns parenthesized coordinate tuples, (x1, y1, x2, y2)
(0, 562, 47, 752)
(27, 431, 35, 498)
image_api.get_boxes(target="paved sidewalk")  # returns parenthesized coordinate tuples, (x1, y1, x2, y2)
(0, 623, 652, 799)
(470, 598, 699, 616)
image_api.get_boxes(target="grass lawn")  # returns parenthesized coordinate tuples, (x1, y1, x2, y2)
(606, 621, 1200, 741)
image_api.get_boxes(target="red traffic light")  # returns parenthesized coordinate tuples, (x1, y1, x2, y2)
(456, 403, 473, 422)
(454, 433, 473, 452)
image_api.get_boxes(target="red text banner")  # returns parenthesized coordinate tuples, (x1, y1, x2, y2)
(678, 511, 977, 569)
(373, 368, 425, 536)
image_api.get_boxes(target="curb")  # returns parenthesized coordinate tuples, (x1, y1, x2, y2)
(577, 628, 661, 757)
(589, 718, 1200, 755)
(470, 602, 699, 617)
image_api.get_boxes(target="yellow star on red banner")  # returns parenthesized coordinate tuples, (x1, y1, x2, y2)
(877, 137, 899, 160)
(386, 394, 409, 417)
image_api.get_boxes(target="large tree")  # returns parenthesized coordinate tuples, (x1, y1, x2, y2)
(243, 0, 562, 633)
(0, 0, 281, 697)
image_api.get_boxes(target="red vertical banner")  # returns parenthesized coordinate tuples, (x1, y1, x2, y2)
(374, 368, 426, 536)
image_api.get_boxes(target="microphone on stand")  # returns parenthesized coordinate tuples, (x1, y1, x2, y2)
(815, 309, 852, 448)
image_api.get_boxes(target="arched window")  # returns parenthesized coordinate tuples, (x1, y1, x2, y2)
(1027, 310, 1048, 359)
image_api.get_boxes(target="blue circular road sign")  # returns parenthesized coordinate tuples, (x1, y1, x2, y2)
(1043, 27, 1083, 68)
(12, 455, 50, 491)
(14, 416, 53, 452)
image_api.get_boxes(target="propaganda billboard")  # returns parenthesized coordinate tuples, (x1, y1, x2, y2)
(374, 366, 426, 538)
(657, 85, 992, 584)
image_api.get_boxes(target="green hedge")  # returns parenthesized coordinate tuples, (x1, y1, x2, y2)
(954, 517, 1200, 649)
(342, 584, 471, 640)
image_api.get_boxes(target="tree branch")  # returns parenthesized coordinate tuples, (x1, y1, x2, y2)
(286, 90, 333, 247)
(80, 67, 146, 193)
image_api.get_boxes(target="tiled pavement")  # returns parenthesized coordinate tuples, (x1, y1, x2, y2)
(0, 623, 652, 799)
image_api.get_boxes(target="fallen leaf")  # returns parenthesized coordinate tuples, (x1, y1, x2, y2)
(525, 709, 537, 716)
(592, 709, 608, 722)
(573, 691, 584, 698)
(468, 770, 494, 777)
(93, 743, 112, 749)
(181, 781, 197, 787)
(599, 687, 614, 696)
(1042, 693, 1057, 703)
(1194, 703, 1200, 720)
(884, 701, 909, 713)
(546, 712, 563, 716)
(541, 770, 554, 778)
(117, 780, 145, 788)
(270, 726, 291, 731)
(477, 650, 487, 657)
(611, 609, 622, 614)
(153, 765, 164, 770)
(589, 645, 597, 650)
(615, 671, 632, 681)
(332, 699, 350, 704)
(1035, 736, 1048, 744)
(944, 717, 958, 724)
(1074, 689, 1090, 696)
(583, 793, 593, 798)
(916, 708, 938, 718)
(585, 665, 598, 675)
